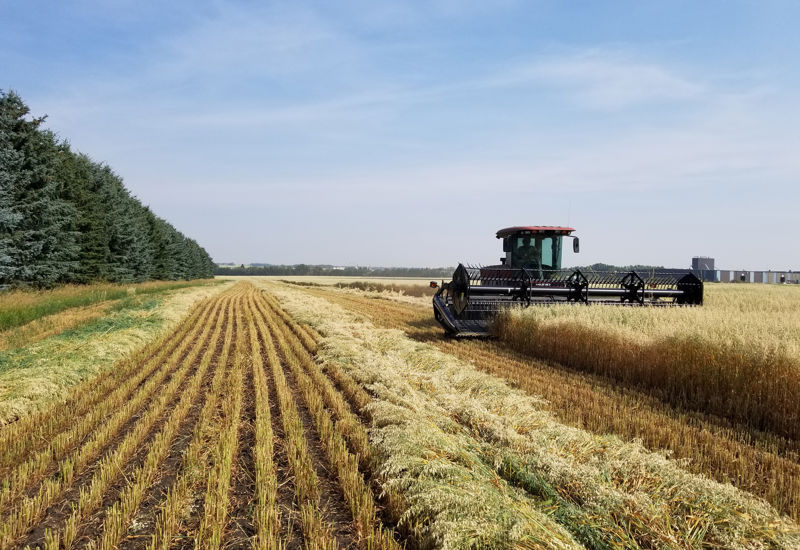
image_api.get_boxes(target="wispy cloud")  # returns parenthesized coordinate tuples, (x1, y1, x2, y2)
(473, 50, 705, 109)
(153, 5, 347, 81)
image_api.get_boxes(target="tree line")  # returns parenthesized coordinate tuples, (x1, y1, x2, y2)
(217, 264, 455, 278)
(0, 90, 215, 288)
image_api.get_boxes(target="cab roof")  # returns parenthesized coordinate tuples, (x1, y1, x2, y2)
(496, 226, 575, 239)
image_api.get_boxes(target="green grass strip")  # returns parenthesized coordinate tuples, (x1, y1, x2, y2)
(0, 280, 215, 332)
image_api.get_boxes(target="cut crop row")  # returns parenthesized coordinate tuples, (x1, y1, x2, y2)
(22, 294, 230, 549)
(0, 293, 228, 548)
(146, 294, 238, 550)
(303, 286, 800, 519)
(0, 295, 214, 475)
(268, 281, 800, 548)
(89, 291, 231, 550)
(194, 300, 244, 550)
(0, 298, 218, 517)
(252, 292, 399, 549)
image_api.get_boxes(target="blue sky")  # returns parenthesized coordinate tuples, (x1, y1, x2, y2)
(2, 1, 798, 269)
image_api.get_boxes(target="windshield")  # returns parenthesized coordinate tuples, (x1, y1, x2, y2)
(511, 235, 562, 273)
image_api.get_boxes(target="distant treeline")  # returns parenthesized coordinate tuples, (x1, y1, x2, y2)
(570, 263, 670, 272)
(0, 91, 215, 287)
(217, 264, 456, 278)
(217, 263, 677, 278)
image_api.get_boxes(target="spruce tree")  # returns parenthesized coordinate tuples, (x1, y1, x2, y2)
(0, 91, 79, 287)
(0, 90, 214, 287)
(56, 148, 111, 282)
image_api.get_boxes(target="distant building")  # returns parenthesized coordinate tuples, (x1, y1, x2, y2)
(691, 257, 717, 282)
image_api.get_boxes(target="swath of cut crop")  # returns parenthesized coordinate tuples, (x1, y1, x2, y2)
(297, 284, 800, 520)
(267, 281, 800, 548)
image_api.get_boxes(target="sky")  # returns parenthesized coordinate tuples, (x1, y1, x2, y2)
(2, 1, 799, 269)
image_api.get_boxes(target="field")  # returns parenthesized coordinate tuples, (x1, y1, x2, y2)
(0, 281, 227, 424)
(0, 281, 219, 352)
(0, 279, 798, 548)
(277, 280, 800, 520)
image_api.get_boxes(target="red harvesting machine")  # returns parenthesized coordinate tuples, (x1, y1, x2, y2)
(431, 226, 704, 337)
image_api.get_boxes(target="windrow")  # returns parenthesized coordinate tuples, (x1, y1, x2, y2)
(268, 282, 800, 550)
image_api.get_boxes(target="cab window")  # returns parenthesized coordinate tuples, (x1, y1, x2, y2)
(540, 237, 553, 267)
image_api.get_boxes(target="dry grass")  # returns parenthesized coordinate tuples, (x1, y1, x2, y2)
(267, 281, 800, 548)
(0, 281, 232, 424)
(0, 279, 216, 332)
(0, 300, 116, 352)
(494, 284, 800, 440)
(298, 286, 800, 520)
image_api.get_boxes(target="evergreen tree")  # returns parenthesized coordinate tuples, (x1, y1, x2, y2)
(0, 90, 214, 287)
(0, 91, 79, 287)
(55, 148, 110, 282)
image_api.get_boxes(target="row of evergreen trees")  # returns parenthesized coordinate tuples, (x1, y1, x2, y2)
(0, 90, 215, 287)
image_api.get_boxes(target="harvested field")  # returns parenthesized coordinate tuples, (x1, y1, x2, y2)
(0, 281, 230, 425)
(2, 279, 798, 549)
(0, 283, 401, 549)
(282, 280, 800, 523)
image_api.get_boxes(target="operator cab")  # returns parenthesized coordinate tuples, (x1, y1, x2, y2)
(497, 226, 577, 278)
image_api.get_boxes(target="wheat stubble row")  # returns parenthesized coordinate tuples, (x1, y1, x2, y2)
(0, 282, 401, 550)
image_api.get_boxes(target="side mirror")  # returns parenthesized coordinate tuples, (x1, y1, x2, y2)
(572, 237, 580, 253)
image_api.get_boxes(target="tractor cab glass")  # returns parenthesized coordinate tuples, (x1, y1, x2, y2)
(507, 233, 563, 274)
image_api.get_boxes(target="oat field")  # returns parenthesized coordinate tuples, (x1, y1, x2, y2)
(1, 280, 799, 549)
